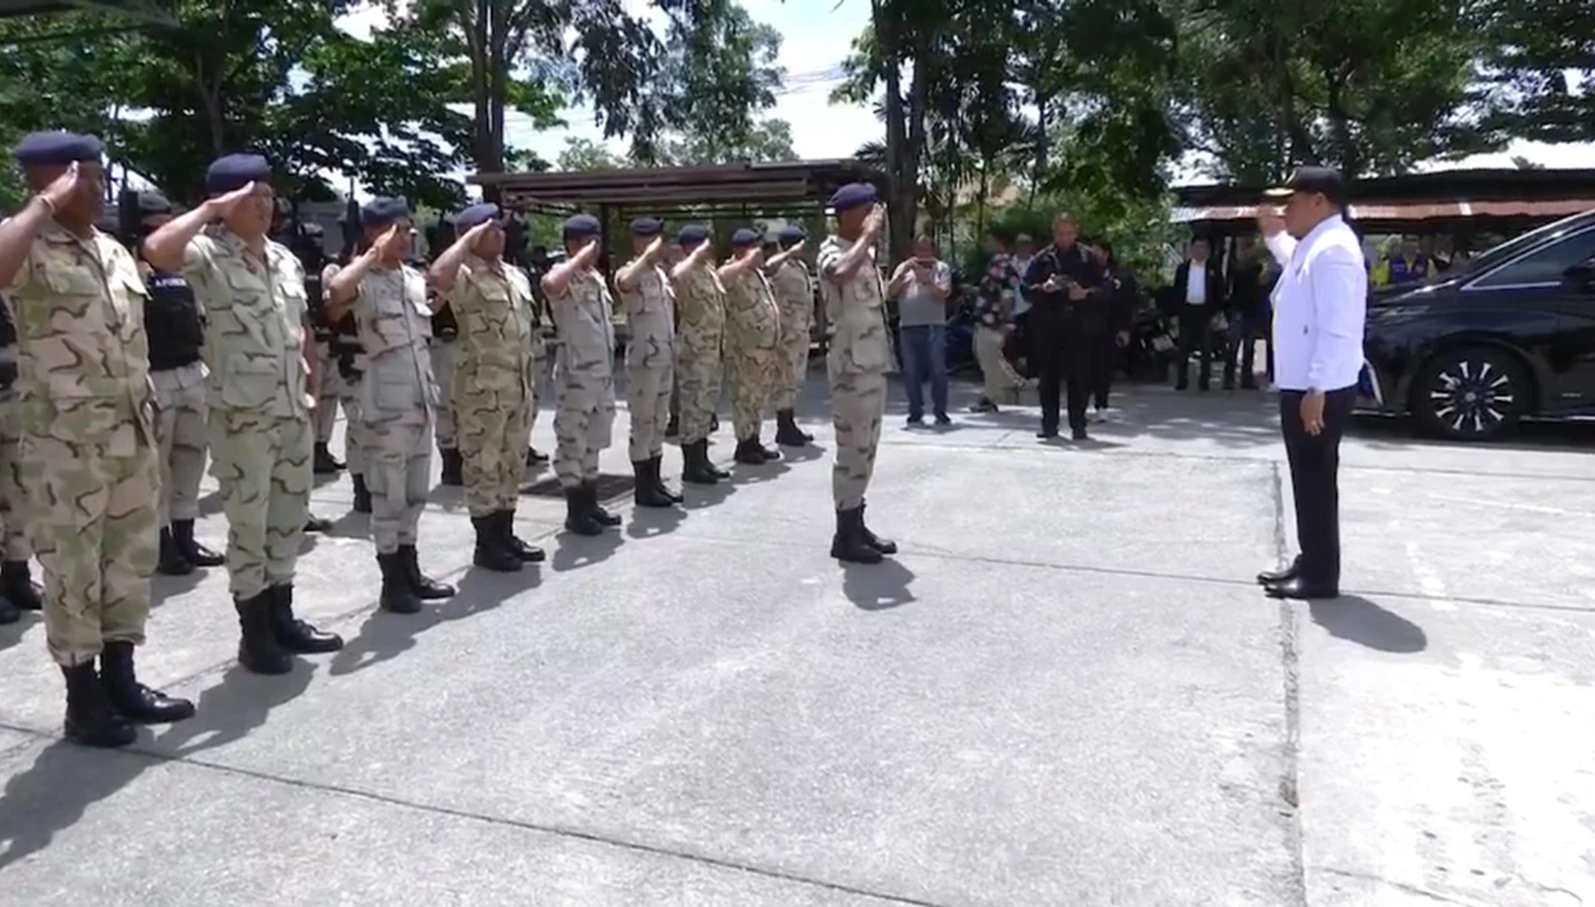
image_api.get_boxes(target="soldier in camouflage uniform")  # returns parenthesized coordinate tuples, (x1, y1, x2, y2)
(146, 152, 345, 675)
(305, 224, 346, 476)
(614, 217, 681, 507)
(0, 291, 43, 625)
(541, 214, 619, 536)
(766, 225, 816, 447)
(817, 183, 898, 564)
(522, 246, 553, 468)
(317, 238, 371, 514)
(324, 197, 457, 612)
(720, 228, 782, 466)
(0, 131, 195, 746)
(668, 225, 730, 485)
(135, 192, 227, 578)
(428, 202, 543, 571)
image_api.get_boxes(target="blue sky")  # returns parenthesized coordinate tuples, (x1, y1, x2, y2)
(335, 0, 1591, 192)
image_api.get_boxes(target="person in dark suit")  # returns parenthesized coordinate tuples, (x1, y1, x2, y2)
(1023, 214, 1110, 441)
(1170, 237, 1228, 391)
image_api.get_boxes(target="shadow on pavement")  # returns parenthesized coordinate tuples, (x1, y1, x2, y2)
(0, 739, 149, 870)
(1309, 595, 1428, 654)
(843, 558, 917, 611)
(627, 504, 688, 539)
(551, 527, 625, 572)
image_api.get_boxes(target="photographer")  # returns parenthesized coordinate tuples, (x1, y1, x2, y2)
(1023, 214, 1110, 441)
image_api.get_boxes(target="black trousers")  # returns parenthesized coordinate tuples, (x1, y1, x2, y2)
(1280, 386, 1357, 585)
(1034, 325, 1092, 433)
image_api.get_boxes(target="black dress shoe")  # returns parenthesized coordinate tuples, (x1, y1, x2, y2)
(1256, 557, 1302, 586)
(1265, 577, 1339, 600)
(1036, 428, 1059, 439)
(304, 514, 333, 533)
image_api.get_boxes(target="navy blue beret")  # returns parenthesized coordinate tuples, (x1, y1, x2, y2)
(730, 228, 763, 249)
(205, 154, 271, 195)
(137, 191, 173, 216)
(13, 131, 103, 167)
(828, 182, 877, 213)
(630, 217, 663, 237)
(361, 196, 410, 227)
(455, 202, 501, 230)
(677, 224, 709, 246)
(563, 213, 601, 239)
(777, 225, 806, 246)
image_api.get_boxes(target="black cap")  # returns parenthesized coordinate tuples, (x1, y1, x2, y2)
(1265, 166, 1348, 207)
(137, 191, 174, 216)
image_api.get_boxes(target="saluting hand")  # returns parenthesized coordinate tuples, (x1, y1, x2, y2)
(643, 235, 666, 262)
(205, 181, 258, 218)
(1255, 206, 1286, 237)
(377, 224, 409, 260)
(38, 161, 87, 212)
(863, 205, 884, 239)
(575, 238, 601, 265)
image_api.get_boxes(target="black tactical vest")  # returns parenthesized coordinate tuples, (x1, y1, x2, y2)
(144, 268, 205, 371)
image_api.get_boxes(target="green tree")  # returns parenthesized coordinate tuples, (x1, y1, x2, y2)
(556, 136, 629, 171)
(1477, 0, 1595, 144)
(655, 117, 795, 166)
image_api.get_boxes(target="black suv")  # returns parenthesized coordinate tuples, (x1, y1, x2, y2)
(1360, 209, 1595, 440)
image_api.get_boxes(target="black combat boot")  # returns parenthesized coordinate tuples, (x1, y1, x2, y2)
(650, 454, 683, 503)
(351, 474, 372, 514)
(376, 552, 422, 614)
(157, 526, 194, 576)
(734, 437, 765, 465)
(171, 518, 224, 567)
(1, 560, 42, 611)
(399, 544, 457, 599)
(439, 448, 464, 486)
(235, 592, 292, 676)
(830, 507, 884, 565)
(584, 481, 622, 527)
(0, 592, 17, 625)
(268, 585, 344, 654)
(471, 516, 522, 571)
(313, 442, 344, 475)
(857, 502, 897, 555)
(494, 511, 546, 562)
(563, 487, 604, 537)
(61, 662, 136, 748)
(99, 640, 195, 723)
(775, 409, 812, 446)
(681, 440, 719, 485)
(0, 557, 41, 608)
(305, 514, 333, 533)
(525, 446, 549, 466)
(633, 459, 674, 508)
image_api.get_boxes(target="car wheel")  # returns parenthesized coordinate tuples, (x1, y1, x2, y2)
(1413, 346, 1528, 441)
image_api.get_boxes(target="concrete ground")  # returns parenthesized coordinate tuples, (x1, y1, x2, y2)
(0, 367, 1590, 906)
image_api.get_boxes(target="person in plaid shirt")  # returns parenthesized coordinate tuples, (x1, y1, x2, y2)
(969, 229, 1022, 412)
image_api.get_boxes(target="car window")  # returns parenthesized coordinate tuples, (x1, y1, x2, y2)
(1471, 227, 1595, 289)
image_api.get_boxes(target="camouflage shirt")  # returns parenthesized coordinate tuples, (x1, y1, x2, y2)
(451, 255, 536, 397)
(769, 258, 814, 324)
(722, 266, 780, 352)
(183, 228, 310, 418)
(672, 260, 725, 345)
(817, 235, 891, 375)
(616, 258, 675, 370)
(352, 261, 439, 419)
(549, 267, 615, 378)
(2, 220, 154, 452)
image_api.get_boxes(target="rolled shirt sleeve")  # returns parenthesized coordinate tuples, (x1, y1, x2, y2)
(1305, 246, 1367, 391)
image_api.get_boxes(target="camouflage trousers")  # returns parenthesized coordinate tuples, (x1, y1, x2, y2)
(430, 339, 457, 450)
(0, 386, 30, 561)
(359, 411, 433, 553)
(210, 411, 312, 600)
(23, 423, 158, 667)
(152, 361, 208, 526)
(726, 343, 777, 441)
(828, 362, 888, 510)
(457, 387, 529, 517)
(771, 306, 812, 411)
(316, 367, 366, 475)
(626, 361, 673, 461)
(553, 366, 615, 489)
(675, 333, 721, 445)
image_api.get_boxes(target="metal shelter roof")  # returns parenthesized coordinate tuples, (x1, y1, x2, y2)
(471, 159, 888, 218)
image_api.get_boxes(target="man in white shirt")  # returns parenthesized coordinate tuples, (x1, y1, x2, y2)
(1255, 166, 1366, 601)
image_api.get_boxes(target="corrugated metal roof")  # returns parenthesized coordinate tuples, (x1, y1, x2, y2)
(476, 160, 887, 212)
(1173, 199, 1595, 224)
